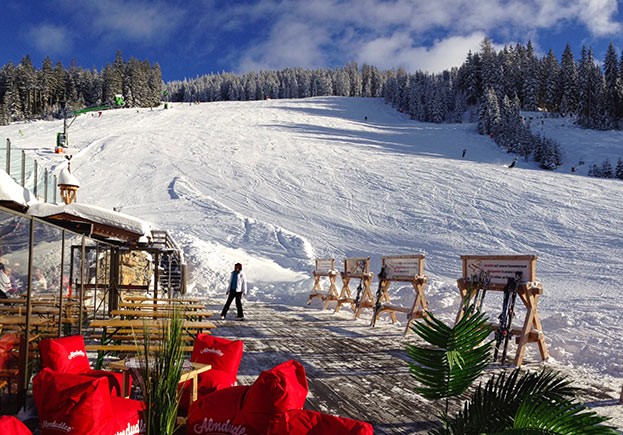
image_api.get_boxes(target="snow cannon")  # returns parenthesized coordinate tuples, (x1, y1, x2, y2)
(55, 132, 67, 153)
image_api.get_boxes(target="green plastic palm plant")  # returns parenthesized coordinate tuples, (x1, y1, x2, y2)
(407, 304, 617, 434)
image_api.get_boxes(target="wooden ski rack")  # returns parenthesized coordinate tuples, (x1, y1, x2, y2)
(369, 254, 428, 335)
(456, 254, 549, 367)
(335, 257, 372, 314)
(307, 258, 339, 309)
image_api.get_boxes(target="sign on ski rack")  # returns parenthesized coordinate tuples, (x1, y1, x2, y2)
(307, 258, 338, 309)
(369, 254, 428, 336)
(456, 255, 549, 367)
(335, 257, 372, 314)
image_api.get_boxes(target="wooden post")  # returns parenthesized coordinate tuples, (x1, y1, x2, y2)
(335, 257, 371, 314)
(456, 255, 548, 368)
(369, 254, 428, 336)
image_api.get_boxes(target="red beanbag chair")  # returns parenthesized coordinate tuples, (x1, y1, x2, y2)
(191, 334, 244, 392)
(187, 360, 309, 435)
(270, 409, 374, 434)
(186, 385, 250, 435)
(180, 334, 245, 412)
(0, 333, 20, 369)
(237, 359, 309, 433)
(33, 368, 144, 435)
(0, 415, 32, 434)
(243, 359, 308, 414)
(39, 335, 91, 373)
(39, 335, 126, 396)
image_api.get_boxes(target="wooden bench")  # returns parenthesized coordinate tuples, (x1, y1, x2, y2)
(85, 344, 194, 353)
(110, 309, 213, 320)
(90, 331, 196, 343)
(118, 302, 206, 311)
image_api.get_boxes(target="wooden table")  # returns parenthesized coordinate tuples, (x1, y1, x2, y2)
(122, 295, 204, 304)
(88, 318, 215, 368)
(110, 309, 213, 321)
(90, 318, 215, 332)
(0, 316, 53, 333)
(118, 302, 206, 311)
(109, 359, 211, 407)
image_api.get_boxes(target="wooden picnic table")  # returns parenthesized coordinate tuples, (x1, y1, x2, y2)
(0, 316, 53, 333)
(118, 302, 206, 311)
(88, 318, 214, 368)
(0, 306, 60, 320)
(110, 309, 213, 321)
(90, 318, 216, 334)
(0, 295, 91, 304)
(122, 295, 204, 304)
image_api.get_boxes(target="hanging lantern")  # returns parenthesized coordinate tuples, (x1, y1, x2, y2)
(57, 156, 80, 205)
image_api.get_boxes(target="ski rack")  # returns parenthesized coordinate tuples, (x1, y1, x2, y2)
(456, 255, 549, 367)
(307, 258, 339, 309)
(369, 254, 429, 336)
(335, 257, 372, 314)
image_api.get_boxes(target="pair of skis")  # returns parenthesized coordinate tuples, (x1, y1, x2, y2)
(493, 271, 523, 364)
(471, 271, 490, 311)
(370, 267, 386, 327)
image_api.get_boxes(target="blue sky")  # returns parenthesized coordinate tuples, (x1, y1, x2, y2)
(1, 0, 622, 82)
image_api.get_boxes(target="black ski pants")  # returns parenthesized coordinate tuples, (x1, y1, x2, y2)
(221, 291, 244, 318)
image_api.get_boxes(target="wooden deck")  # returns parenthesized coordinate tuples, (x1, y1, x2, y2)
(210, 300, 623, 434)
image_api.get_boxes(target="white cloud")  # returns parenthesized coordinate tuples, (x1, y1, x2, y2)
(60, 0, 184, 43)
(236, 20, 330, 73)
(357, 32, 488, 73)
(578, 0, 622, 36)
(172, 0, 621, 76)
(28, 24, 72, 56)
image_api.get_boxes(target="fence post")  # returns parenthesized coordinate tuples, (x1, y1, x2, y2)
(33, 159, 38, 198)
(21, 150, 26, 186)
(44, 168, 49, 202)
(5, 138, 10, 174)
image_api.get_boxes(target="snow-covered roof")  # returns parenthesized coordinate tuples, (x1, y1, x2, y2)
(27, 202, 152, 242)
(0, 170, 37, 209)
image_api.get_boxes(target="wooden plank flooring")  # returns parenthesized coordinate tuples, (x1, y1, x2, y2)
(210, 300, 622, 434)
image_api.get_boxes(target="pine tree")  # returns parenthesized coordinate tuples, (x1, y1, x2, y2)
(539, 49, 561, 112)
(521, 41, 539, 111)
(602, 158, 613, 178)
(478, 87, 500, 136)
(615, 158, 623, 179)
(559, 44, 579, 115)
(603, 43, 621, 123)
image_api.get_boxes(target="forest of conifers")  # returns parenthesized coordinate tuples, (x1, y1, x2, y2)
(2, 39, 623, 174)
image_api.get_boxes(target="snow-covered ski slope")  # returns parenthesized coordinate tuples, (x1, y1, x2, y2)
(3, 97, 623, 382)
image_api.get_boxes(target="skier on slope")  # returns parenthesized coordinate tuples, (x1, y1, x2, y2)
(508, 157, 518, 168)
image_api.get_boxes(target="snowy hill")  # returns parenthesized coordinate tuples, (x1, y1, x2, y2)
(3, 97, 623, 409)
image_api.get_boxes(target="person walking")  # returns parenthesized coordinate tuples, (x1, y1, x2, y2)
(220, 263, 247, 320)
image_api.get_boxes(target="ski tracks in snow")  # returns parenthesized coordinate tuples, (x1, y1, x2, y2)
(168, 174, 312, 271)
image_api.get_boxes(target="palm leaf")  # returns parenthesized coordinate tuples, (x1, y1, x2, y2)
(507, 399, 618, 435)
(443, 369, 615, 434)
(406, 303, 492, 400)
